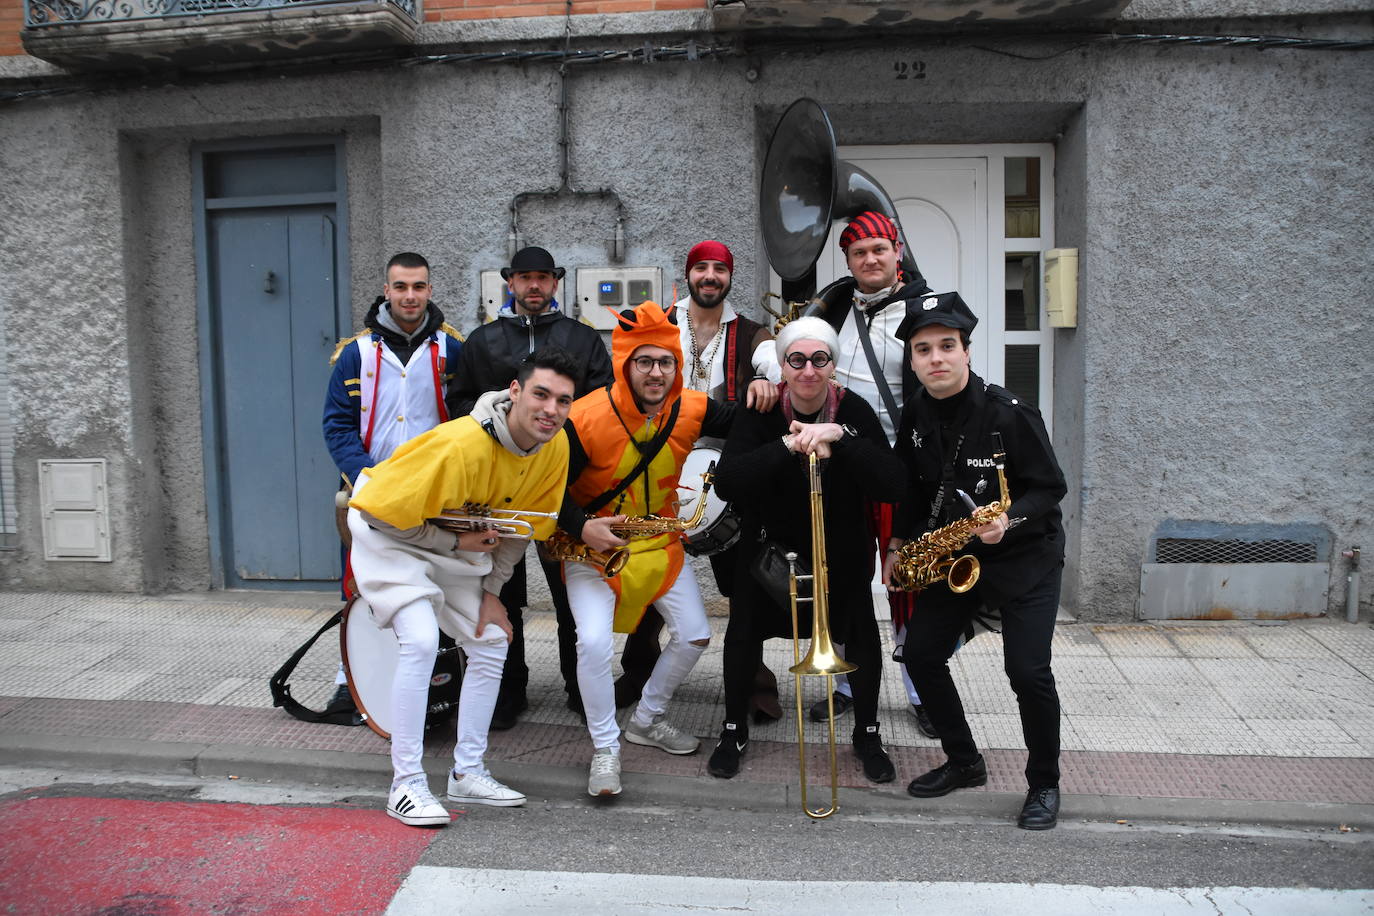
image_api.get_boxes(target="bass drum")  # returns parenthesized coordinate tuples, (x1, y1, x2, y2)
(340, 597, 463, 740)
(676, 446, 742, 558)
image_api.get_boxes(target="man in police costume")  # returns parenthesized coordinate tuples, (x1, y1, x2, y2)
(884, 291, 1068, 830)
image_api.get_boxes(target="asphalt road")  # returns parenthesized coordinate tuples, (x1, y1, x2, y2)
(2, 762, 1369, 903)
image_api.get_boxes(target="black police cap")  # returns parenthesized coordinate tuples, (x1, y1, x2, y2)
(894, 291, 978, 342)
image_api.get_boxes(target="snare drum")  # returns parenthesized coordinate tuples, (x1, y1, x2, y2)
(677, 446, 742, 558)
(340, 597, 463, 740)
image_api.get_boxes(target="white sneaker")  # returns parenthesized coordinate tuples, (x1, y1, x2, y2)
(624, 715, 700, 755)
(447, 769, 526, 807)
(587, 747, 622, 797)
(387, 776, 449, 827)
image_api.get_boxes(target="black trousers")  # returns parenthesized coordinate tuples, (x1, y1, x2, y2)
(497, 556, 583, 705)
(904, 566, 1062, 790)
(721, 584, 884, 738)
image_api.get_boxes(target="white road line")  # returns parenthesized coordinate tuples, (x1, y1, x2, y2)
(385, 867, 1373, 915)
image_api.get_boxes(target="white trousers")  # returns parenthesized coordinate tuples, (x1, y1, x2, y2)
(389, 598, 506, 784)
(565, 562, 712, 750)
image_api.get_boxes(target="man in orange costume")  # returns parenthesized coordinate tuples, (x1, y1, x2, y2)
(558, 301, 734, 797)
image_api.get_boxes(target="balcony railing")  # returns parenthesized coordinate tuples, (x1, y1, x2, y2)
(25, 0, 417, 28)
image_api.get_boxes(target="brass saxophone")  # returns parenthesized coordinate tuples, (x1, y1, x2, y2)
(541, 464, 717, 577)
(890, 434, 1011, 594)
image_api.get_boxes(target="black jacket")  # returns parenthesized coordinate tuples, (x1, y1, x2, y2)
(893, 371, 1066, 610)
(716, 391, 904, 641)
(446, 306, 614, 417)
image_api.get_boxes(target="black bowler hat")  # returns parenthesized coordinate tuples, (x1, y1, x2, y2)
(894, 291, 979, 341)
(501, 246, 566, 281)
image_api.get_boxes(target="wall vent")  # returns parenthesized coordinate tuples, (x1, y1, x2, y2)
(1139, 521, 1329, 620)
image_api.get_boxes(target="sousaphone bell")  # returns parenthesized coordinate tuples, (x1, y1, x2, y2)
(759, 98, 925, 321)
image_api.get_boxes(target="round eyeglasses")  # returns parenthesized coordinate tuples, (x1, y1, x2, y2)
(631, 355, 678, 374)
(784, 351, 833, 370)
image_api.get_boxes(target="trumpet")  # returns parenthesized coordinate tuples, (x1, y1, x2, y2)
(542, 463, 717, 577)
(428, 503, 559, 541)
(890, 433, 1011, 593)
(788, 452, 856, 820)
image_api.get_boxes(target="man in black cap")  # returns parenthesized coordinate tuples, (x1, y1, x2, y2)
(884, 291, 1068, 830)
(448, 246, 614, 728)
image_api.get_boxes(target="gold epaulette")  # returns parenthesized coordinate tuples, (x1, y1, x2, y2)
(440, 322, 466, 343)
(329, 330, 370, 366)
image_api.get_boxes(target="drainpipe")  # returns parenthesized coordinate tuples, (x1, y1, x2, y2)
(1343, 546, 1361, 623)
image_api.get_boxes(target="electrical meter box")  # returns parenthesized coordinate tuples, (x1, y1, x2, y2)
(575, 267, 664, 330)
(478, 270, 568, 324)
(1043, 248, 1079, 328)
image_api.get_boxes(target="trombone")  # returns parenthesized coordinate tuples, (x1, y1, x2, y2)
(428, 503, 559, 540)
(787, 452, 856, 820)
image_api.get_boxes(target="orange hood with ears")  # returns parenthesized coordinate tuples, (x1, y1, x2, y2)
(608, 300, 684, 418)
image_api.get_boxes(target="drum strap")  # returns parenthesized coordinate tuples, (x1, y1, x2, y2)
(724, 319, 739, 402)
(268, 607, 359, 726)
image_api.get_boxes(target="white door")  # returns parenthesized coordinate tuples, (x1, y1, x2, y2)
(808, 144, 1057, 432)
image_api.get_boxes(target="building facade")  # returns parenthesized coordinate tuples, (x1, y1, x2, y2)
(0, 0, 1370, 620)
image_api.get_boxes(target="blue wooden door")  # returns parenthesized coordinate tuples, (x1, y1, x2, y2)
(209, 209, 340, 585)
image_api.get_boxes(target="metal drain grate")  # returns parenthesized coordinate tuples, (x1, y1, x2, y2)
(1155, 538, 1318, 564)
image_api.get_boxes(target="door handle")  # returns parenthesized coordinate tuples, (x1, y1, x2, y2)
(264, 270, 276, 295)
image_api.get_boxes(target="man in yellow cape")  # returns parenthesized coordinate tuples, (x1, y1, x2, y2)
(347, 348, 577, 827)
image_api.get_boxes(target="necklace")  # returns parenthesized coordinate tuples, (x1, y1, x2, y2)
(685, 308, 724, 384)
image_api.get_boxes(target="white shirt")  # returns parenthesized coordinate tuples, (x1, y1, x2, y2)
(672, 298, 781, 401)
(834, 299, 906, 446)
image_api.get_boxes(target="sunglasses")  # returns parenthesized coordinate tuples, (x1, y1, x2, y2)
(784, 351, 833, 369)
(631, 355, 678, 374)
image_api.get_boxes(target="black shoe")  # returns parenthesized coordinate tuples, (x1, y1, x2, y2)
(324, 684, 356, 715)
(906, 756, 988, 798)
(324, 685, 364, 726)
(750, 691, 783, 724)
(1017, 787, 1060, 830)
(707, 723, 748, 779)
(911, 704, 939, 739)
(808, 691, 854, 723)
(489, 695, 529, 732)
(852, 724, 896, 784)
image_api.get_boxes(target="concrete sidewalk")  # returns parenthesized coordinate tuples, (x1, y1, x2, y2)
(1, 589, 1371, 829)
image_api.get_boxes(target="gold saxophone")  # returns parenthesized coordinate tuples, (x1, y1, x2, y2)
(541, 464, 716, 577)
(890, 436, 1011, 594)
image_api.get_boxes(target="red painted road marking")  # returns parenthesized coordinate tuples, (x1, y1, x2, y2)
(0, 793, 442, 915)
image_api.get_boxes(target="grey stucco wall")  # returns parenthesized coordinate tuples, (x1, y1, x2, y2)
(1, 11, 1370, 620)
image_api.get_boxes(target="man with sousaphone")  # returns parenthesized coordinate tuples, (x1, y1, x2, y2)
(884, 292, 1068, 830)
(345, 347, 580, 826)
(711, 317, 905, 786)
(550, 300, 735, 797)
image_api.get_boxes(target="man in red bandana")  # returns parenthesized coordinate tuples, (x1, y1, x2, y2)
(556, 301, 735, 797)
(614, 241, 784, 717)
(815, 211, 940, 736)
